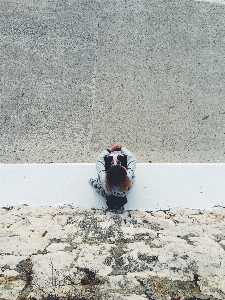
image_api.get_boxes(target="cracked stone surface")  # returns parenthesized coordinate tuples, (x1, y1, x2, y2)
(0, 204, 225, 299)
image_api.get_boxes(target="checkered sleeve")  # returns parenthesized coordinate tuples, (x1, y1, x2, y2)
(96, 149, 109, 192)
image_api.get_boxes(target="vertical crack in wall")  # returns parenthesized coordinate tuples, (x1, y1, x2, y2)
(88, 0, 101, 147)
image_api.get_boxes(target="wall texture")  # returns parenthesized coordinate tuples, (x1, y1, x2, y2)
(1, 0, 225, 163)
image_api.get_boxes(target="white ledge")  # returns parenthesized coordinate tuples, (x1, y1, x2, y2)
(0, 163, 225, 210)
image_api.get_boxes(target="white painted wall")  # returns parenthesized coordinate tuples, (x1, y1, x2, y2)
(0, 163, 225, 211)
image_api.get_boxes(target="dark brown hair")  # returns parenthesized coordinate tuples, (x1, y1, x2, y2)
(105, 165, 132, 193)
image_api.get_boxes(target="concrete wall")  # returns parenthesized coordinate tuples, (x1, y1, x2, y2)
(1, 163, 224, 210)
(1, 0, 225, 164)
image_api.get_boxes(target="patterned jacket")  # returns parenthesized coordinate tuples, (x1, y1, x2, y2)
(96, 147, 136, 197)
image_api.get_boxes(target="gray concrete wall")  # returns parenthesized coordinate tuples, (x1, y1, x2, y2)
(1, 0, 225, 163)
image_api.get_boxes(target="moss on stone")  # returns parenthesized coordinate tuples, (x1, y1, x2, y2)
(15, 258, 34, 299)
(109, 243, 129, 275)
(144, 276, 206, 299)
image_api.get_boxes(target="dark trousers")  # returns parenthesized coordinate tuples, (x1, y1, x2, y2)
(106, 195, 127, 209)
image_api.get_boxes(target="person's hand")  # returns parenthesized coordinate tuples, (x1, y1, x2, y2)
(109, 142, 122, 152)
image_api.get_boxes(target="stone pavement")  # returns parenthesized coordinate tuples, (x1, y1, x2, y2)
(1, 204, 225, 299)
(1, 0, 225, 164)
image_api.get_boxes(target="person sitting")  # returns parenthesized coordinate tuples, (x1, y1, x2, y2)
(88, 142, 136, 211)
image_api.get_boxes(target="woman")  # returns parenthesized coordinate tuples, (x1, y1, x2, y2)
(89, 142, 136, 210)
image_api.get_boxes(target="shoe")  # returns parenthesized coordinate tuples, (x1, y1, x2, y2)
(88, 178, 99, 187)
(88, 178, 95, 184)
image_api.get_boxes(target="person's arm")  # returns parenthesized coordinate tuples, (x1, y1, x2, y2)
(96, 149, 110, 191)
(120, 146, 136, 182)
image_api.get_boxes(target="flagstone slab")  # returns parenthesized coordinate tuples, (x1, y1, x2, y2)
(1, 205, 225, 299)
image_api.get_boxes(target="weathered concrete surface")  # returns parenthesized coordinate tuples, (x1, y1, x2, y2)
(1, 0, 225, 163)
(2, 163, 225, 210)
(0, 204, 225, 299)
